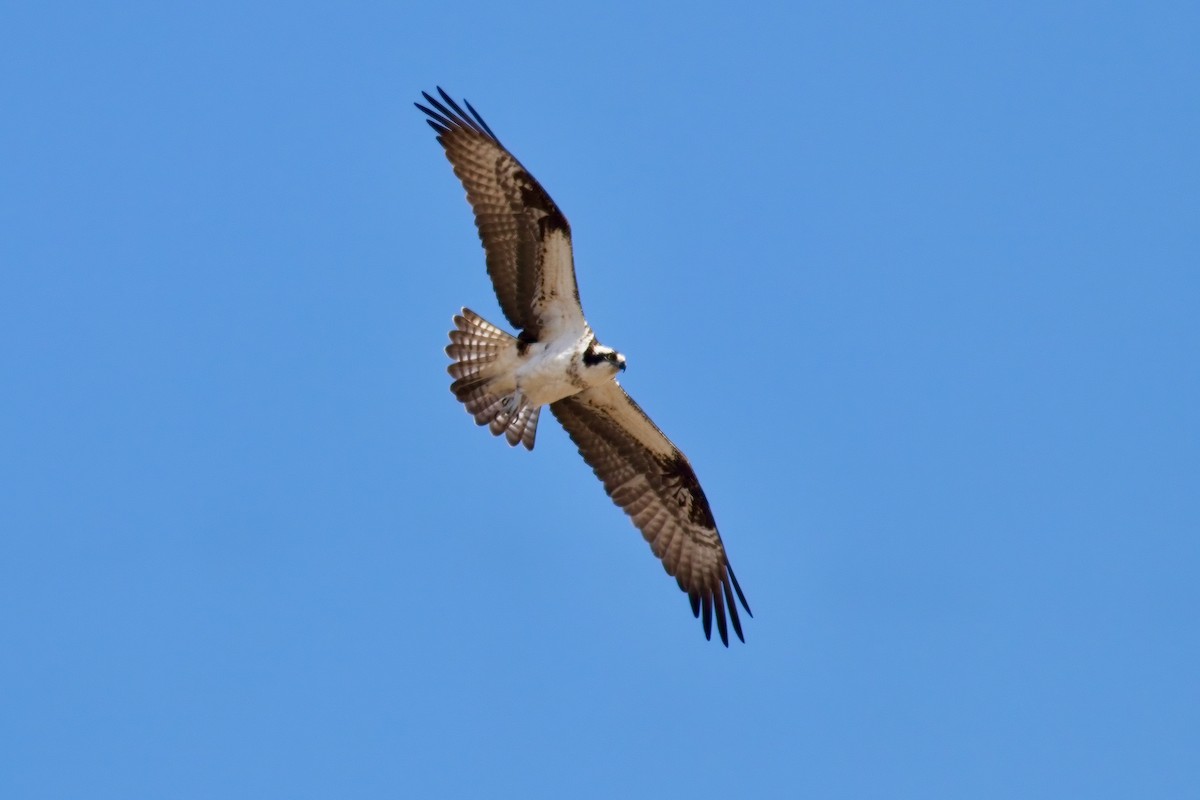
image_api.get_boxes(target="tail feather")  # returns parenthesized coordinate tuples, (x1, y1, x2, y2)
(497, 404, 539, 449)
(446, 313, 512, 380)
(445, 308, 541, 450)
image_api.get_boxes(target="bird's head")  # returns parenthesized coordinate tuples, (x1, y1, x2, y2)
(583, 341, 626, 375)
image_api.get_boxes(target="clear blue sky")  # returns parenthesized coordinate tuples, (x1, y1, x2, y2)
(2, 2, 1197, 797)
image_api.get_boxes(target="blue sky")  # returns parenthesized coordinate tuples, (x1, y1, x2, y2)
(2, 1, 1198, 797)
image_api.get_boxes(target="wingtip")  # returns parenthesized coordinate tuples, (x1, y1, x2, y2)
(724, 575, 746, 643)
(416, 87, 500, 145)
(726, 561, 752, 617)
(714, 588, 730, 646)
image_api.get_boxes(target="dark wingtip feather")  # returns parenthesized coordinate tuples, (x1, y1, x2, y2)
(727, 562, 752, 617)
(724, 575, 745, 643)
(685, 575, 747, 644)
(415, 101, 452, 136)
(435, 88, 491, 138)
(463, 97, 499, 140)
(416, 91, 463, 135)
(714, 588, 729, 646)
(416, 88, 501, 146)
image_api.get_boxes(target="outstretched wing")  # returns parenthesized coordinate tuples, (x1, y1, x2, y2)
(416, 88, 586, 341)
(550, 383, 752, 645)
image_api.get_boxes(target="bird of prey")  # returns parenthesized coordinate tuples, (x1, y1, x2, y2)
(416, 88, 751, 645)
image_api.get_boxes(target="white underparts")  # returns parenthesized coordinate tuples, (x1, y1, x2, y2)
(445, 308, 620, 450)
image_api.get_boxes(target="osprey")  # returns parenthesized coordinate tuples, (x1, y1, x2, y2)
(416, 88, 752, 645)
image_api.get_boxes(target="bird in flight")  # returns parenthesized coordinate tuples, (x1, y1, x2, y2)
(416, 88, 751, 645)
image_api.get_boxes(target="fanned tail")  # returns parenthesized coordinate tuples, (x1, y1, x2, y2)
(445, 308, 540, 450)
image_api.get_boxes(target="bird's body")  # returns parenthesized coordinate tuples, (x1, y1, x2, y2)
(417, 88, 751, 645)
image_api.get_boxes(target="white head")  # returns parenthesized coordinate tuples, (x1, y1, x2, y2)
(582, 340, 626, 375)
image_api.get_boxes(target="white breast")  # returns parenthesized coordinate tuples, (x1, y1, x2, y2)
(514, 332, 599, 407)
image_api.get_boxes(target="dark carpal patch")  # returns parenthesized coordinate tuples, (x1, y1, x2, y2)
(517, 171, 570, 234)
(538, 211, 570, 236)
(658, 453, 717, 529)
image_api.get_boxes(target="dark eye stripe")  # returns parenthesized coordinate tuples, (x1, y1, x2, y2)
(582, 342, 605, 366)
